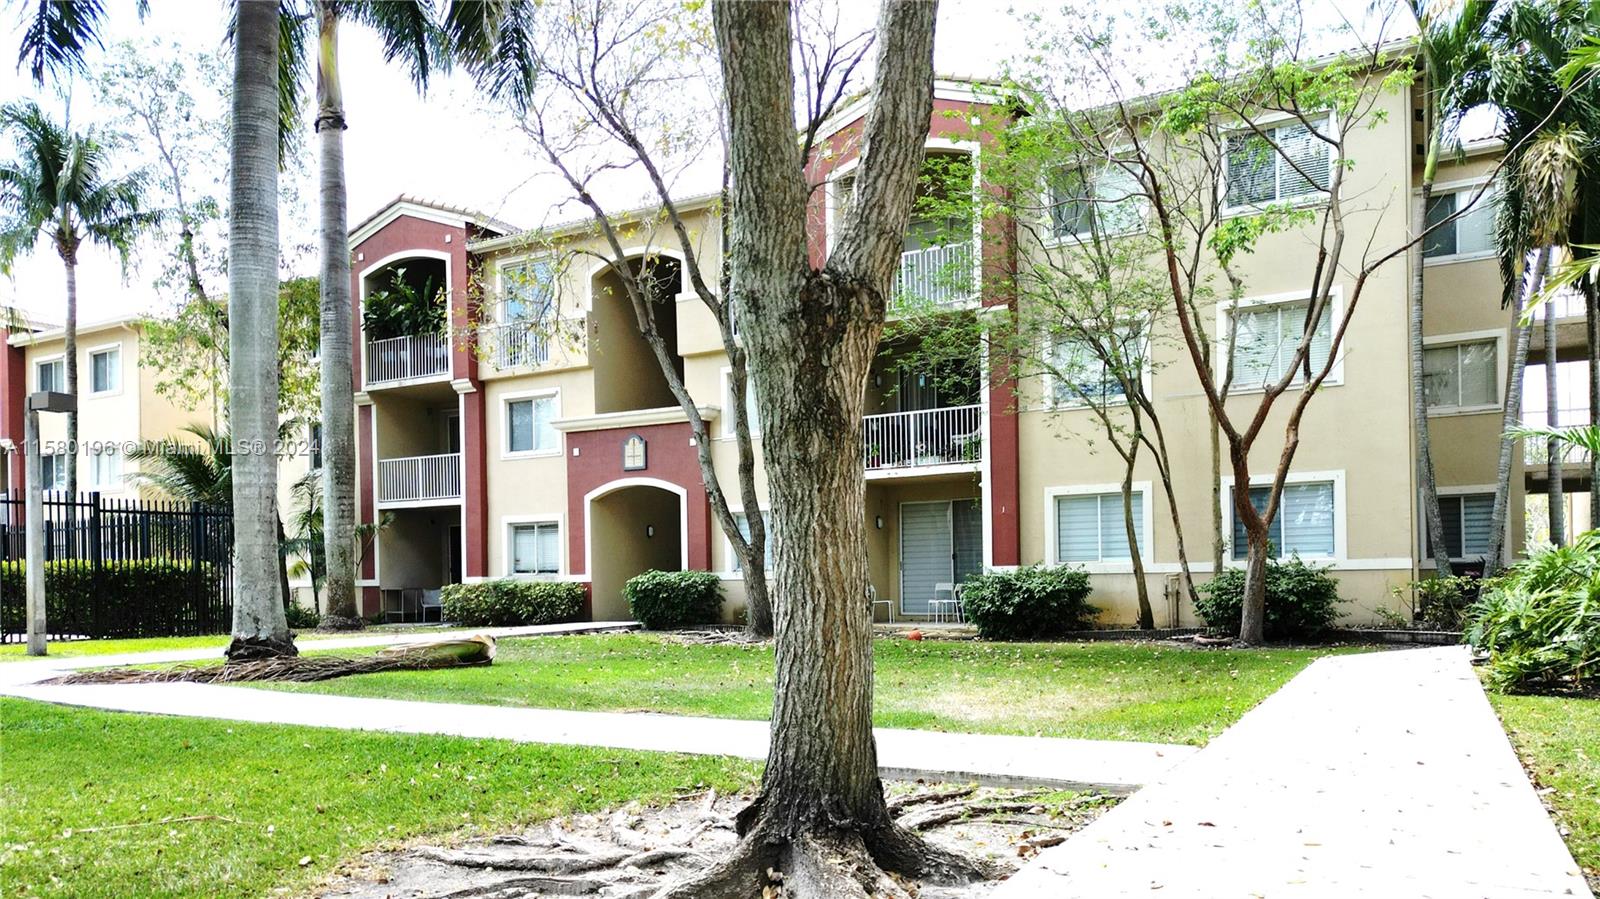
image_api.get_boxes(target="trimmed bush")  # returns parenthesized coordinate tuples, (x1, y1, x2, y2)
(959, 565, 1097, 640)
(285, 602, 322, 630)
(0, 559, 226, 638)
(1196, 557, 1342, 640)
(440, 579, 585, 627)
(624, 569, 723, 630)
(1465, 531, 1600, 692)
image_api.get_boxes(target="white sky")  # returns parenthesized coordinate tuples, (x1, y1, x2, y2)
(0, 0, 1411, 326)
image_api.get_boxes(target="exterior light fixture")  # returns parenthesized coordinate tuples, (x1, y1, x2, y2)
(646, 525, 655, 538)
(875, 515, 884, 530)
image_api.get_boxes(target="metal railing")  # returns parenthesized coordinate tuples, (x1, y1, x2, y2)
(1523, 408, 1593, 465)
(377, 453, 462, 504)
(863, 404, 983, 471)
(365, 332, 450, 385)
(895, 241, 974, 308)
(477, 318, 585, 369)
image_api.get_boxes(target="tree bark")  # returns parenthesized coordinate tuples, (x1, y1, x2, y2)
(1545, 294, 1565, 545)
(1486, 247, 1548, 573)
(1239, 520, 1270, 644)
(1122, 458, 1154, 629)
(62, 250, 78, 499)
(1411, 177, 1453, 576)
(225, 0, 295, 661)
(316, 3, 361, 628)
(1588, 284, 1599, 532)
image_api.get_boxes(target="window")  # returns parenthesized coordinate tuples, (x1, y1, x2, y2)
(1424, 188, 1496, 260)
(510, 521, 560, 574)
(89, 447, 122, 490)
(502, 259, 555, 322)
(1229, 300, 1333, 389)
(730, 511, 774, 573)
(1432, 493, 1494, 559)
(40, 453, 68, 491)
(1050, 328, 1143, 407)
(506, 395, 558, 454)
(89, 347, 120, 394)
(1224, 117, 1331, 208)
(1055, 491, 1144, 562)
(1423, 340, 1497, 409)
(36, 358, 63, 393)
(309, 422, 323, 470)
(722, 370, 760, 437)
(1049, 163, 1144, 238)
(1231, 481, 1335, 560)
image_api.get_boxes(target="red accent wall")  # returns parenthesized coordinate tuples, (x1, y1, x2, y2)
(563, 421, 712, 577)
(357, 401, 375, 604)
(1, 339, 24, 497)
(461, 386, 488, 577)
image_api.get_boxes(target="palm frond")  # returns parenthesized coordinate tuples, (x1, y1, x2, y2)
(17, 0, 107, 85)
(344, 0, 442, 90)
(441, 0, 539, 111)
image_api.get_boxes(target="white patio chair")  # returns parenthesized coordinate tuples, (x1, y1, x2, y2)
(868, 583, 893, 623)
(930, 582, 961, 623)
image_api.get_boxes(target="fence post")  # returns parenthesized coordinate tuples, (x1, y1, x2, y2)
(190, 502, 205, 633)
(88, 492, 103, 639)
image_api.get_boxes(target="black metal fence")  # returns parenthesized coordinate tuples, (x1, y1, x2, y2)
(0, 493, 233, 642)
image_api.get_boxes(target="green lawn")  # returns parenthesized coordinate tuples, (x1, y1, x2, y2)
(0, 697, 757, 898)
(0, 627, 496, 662)
(1491, 693, 1600, 882)
(263, 634, 1352, 746)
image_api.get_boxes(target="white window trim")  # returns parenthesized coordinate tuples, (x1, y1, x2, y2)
(1041, 155, 1148, 247)
(1219, 469, 1347, 565)
(1419, 177, 1499, 267)
(1418, 484, 1502, 567)
(720, 504, 771, 579)
(1042, 323, 1154, 411)
(495, 254, 559, 324)
(87, 446, 124, 492)
(85, 341, 124, 397)
(502, 514, 565, 577)
(33, 353, 64, 393)
(1421, 328, 1505, 416)
(717, 366, 762, 440)
(1219, 110, 1340, 218)
(501, 387, 562, 459)
(1216, 287, 1346, 392)
(1043, 482, 1154, 573)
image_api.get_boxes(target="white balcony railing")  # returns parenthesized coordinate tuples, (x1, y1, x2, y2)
(377, 453, 462, 504)
(895, 241, 974, 308)
(365, 333, 450, 385)
(477, 318, 585, 369)
(1523, 408, 1593, 465)
(863, 404, 983, 472)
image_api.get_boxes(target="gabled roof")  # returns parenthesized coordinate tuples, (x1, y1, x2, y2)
(348, 195, 518, 248)
(7, 313, 139, 347)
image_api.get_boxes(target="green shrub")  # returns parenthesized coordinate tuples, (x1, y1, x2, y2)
(959, 565, 1097, 640)
(439, 579, 585, 627)
(285, 602, 322, 630)
(1465, 532, 1600, 692)
(1196, 557, 1342, 640)
(624, 569, 724, 629)
(1390, 575, 1479, 630)
(0, 559, 226, 638)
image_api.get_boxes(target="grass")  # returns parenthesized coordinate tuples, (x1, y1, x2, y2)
(1490, 692, 1600, 882)
(0, 697, 757, 898)
(262, 634, 1353, 746)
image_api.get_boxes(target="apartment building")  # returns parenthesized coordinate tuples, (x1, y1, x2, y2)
(337, 76, 1565, 627)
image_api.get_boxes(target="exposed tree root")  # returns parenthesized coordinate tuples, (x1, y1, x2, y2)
(47, 636, 495, 685)
(224, 635, 299, 661)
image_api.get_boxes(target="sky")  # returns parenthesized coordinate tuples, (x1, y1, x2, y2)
(0, 0, 1415, 326)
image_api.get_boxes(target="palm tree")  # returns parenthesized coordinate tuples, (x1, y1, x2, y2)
(1407, 0, 1493, 578)
(126, 423, 233, 506)
(0, 101, 156, 499)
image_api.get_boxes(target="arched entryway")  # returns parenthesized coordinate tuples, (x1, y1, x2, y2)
(585, 478, 687, 620)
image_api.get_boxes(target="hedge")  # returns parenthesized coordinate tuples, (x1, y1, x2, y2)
(624, 569, 723, 629)
(440, 579, 585, 627)
(959, 565, 1097, 640)
(1195, 557, 1342, 640)
(0, 559, 226, 638)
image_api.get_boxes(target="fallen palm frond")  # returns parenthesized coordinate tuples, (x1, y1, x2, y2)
(45, 635, 496, 685)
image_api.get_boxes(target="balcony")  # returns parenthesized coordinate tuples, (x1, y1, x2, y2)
(377, 453, 462, 506)
(366, 333, 450, 386)
(894, 241, 974, 308)
(477, 318, 585, 370)
(863, 404, 982, 474)
(1523, 408, 1592, 466)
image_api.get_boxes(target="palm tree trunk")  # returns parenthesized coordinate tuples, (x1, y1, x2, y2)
(1588, 286, 1598, 532)
(1411, 175, 1453, 576)
(62, 251, 78, 499)
(316, 3, 360, 628)
(225, 0, 295, 660)
(1545, 297, 1565, 545)
(1486, 247, 1549, 573)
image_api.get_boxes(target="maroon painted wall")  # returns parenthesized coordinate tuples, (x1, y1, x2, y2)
(563, 421, 712, 579)
(1, 339, 24, 496)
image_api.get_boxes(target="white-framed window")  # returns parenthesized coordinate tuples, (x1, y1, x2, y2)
(727, 510, 774, 574)
(1223, 115, 1332, 210)
(509, 520, 561, 575)
(1054, 489, 1145, 562)
(720, 367, 761, 438)
(500, 257, 556, 323)
(1048, 162, 1144, 239)
(1423, 338, 1498, 411)
(308, 422, 323, 470)
(1428, 492, 1494, 560)
(88, 345, 121, 395)
(1229, 477, 1339, 560)
(505, 392, 559, 456)
(1424, 184, 1497, 262)
(88, 446, 122, 491)
(1225, 294, 1336, 390)
(40, 452, 68, 490)
(35, 356, 63, 393)
(1049, 327, 1145, 408)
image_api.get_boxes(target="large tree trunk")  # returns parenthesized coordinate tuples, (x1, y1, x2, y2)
(1239, 526, 1270, 644)
(1545, 295, 1565, 545)
(62, 252, 77, 499)
(316, 3, 360, 629)
(225, 0, 295, 661)
(1123, 456, 1153, 629)
(1487, 247, 1549, 573)
(1411, 180, 1453, 576)
(1588, 285, 1598, 532)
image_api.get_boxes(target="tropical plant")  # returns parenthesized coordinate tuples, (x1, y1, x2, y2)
(126, 423, 233, 506)
(1196, 557, 1343, 641)
(282, 466, 391, 607)
(0, 100, 157, 499)
(1465, 529, 1600, 692)
(360, 268, 445, 339)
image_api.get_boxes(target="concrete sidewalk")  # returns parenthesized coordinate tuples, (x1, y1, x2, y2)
(995, 646, 1593, 898)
